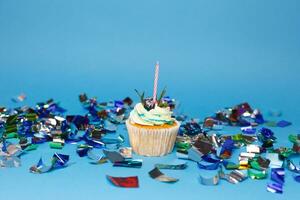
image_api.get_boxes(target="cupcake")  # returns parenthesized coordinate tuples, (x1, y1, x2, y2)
(126, 89, 180, 156)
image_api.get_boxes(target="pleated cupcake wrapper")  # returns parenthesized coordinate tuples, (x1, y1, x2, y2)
(126, 120, 180, 157)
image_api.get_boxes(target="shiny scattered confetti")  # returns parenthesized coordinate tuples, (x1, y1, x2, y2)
(0, 95, 298, 192)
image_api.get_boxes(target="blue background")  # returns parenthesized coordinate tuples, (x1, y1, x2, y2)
(0, 0, 299, 200)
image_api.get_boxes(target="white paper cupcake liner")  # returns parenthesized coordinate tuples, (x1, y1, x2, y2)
(126, 120, 180, 157)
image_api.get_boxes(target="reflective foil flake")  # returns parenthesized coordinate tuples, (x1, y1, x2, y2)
(258, 128, 276, 148)
(248, 169, 267, 180)
(276, 120, 292, 128)
(199, 173, 220, 186)
(149, 167, 178, 183)
(287, 160, 300, 173)
(267, 168, 285, 194)
(265, 153, 283, 169)
(87, 150, 108, 164)
(155, 163, 187, 170)
(103, 149, 125, 163)
(30, 153, 70, 174)
(219, 169, 247, 184)
(113, 159, 143, 168)
(119, 147, 132, 159)
(241, 126, 256, 135)
(107, 175, 139, 188)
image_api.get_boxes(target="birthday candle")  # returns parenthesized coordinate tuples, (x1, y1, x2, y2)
(152, 61, 159, 104)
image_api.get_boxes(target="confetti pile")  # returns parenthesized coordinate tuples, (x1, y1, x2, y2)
(0, 96, 299, 194)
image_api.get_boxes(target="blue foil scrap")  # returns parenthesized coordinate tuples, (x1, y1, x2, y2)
(277, 120, 292, 128)
(87, 149, 108, 164)
(267, 168, 285, 194)
(241, 126, 256, 135)
(30, 153, 70, 174)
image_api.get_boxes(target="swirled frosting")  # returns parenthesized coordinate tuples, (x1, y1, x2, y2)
(129, 103, 175, 126)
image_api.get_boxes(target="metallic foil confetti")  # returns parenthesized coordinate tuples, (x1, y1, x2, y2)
(267, 168, 285, 194)
(271, 168, 285, 185)
(119, 147, 132, 159)
(76, 144, 93, 157)
(107, 175, 139, 188)
(294, 174, 300, 183)
(267, 182, 283, 194)
(87, 150, 108, 164)
(246, 144, 261, 153)
(155, 163, 187, 170)
(277, 120, 291, 128)
(287, 160, 300, 173)
(197, 161, 220, 170)
(250, 156, 270, 171)
(113, 159, 143, 168)
(149, 167, 178, 183)
(219, 169, 247, 184)
(0, 94, 298, 192)
(265, 153, 283, 168)
(248, 169, 267, 179)
(29, 153, 70, 174)
(199, 173, 220, 186)
(241, 126, 256, 135)
(258, 128, 276, 148)
(103, 149, 125, 163)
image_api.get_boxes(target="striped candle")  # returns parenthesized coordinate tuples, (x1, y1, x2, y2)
(152, 61, 160, 104)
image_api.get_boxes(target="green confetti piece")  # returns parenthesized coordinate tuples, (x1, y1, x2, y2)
(176, 142, 191, 150)
(232, 134, 243, 141)
(5, 125, 17, 134)
(224, 162, 240, 170)
(248, 169, 267, 179)
(49, 142, 63, 149)
(289, 134, 300, 144)
(250, 160, 263, 171)
(5, 132, 18, 139)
